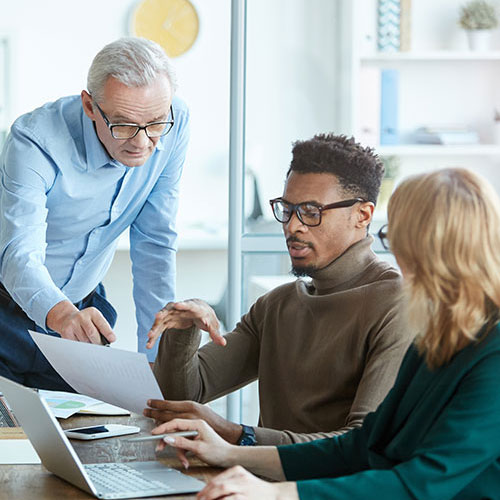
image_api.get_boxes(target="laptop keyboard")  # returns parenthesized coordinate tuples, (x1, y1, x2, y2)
(85, 463, 175, 496)
(0, 397, 18, 427)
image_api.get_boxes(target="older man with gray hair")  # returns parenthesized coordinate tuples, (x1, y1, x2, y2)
(0, 37, 189, 390)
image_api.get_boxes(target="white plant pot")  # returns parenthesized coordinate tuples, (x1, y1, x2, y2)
(494, 121, 500, 145)
(466, 29, 492, 51)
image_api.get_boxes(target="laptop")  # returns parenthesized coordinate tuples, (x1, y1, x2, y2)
(0, 376, 205, 499)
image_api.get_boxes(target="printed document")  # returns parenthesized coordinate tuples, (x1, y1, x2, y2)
(30, 331, 163, 415)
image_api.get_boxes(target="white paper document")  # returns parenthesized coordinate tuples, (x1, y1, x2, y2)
(78, 401, 130, 416)
(0, 439, 41, 465)
(30, 331, 163, 415)
(37, 390, 130, 418)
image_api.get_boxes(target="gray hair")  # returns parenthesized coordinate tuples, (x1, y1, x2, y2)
(87, 37, 178, 102)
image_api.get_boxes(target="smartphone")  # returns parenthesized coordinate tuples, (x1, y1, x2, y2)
(64, 424, 140, 440)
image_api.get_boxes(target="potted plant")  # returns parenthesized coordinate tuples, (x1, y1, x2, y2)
(493, 108, 500, 144)
(377, 155, 400, 212)
(458, 0, 498, 51)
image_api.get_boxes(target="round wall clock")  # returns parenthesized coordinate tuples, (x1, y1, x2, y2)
(130, 0, 199, 58)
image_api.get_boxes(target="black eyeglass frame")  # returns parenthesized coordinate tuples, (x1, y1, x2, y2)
(377, 223, 390, 251)
(93, 100, 175, 140)
(269, 197, 366, 227)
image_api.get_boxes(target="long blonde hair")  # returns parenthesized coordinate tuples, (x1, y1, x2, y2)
(388, 168, 500, 369)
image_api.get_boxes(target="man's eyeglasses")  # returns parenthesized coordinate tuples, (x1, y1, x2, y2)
(269, 197, 366, 227)
(377, 224, 390, 251)
(94, 100, 175, 140)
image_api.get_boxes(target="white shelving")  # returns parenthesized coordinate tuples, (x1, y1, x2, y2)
(361, 51, 500, 62)
(378, 144, 500, 157)
(335, 0, 500, 218)
(339, 0, 500, 200)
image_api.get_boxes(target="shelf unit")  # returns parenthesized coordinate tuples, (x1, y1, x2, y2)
(361, 51, 500, 62)
(339, 0, 500, 199)
(377, 144, 500, 157)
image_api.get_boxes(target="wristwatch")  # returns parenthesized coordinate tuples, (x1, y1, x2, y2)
(237, 424, 257, 446)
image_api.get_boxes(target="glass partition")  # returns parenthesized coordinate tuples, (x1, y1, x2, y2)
(243, 0, 342, 235)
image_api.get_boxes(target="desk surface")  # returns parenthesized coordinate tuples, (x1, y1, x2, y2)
(0, 412, 220, 499)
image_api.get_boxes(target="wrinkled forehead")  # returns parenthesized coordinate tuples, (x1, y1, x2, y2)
(101, 76, 172, 122)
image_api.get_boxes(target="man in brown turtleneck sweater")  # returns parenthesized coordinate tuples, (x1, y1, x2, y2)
(145, 134, 413, 446)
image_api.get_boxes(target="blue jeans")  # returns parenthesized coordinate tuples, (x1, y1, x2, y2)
(0, 283, 117, 391)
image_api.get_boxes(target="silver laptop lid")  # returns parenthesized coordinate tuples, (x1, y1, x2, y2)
(0, 376, 96, 496)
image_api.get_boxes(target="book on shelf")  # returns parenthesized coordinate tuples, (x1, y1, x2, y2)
(372, 0, 411, 55)
(400, 0, 412, 51)
(358, 67, 400, 147)
(380, 69, 399, 145)
(358, 66, 381, 146)
(414, 127, 480, 145)
(377, 0, 401, 52)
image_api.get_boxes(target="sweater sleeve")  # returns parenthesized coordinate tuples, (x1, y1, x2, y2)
(153, 302, 262, 402)
(278, 350, 500, 500)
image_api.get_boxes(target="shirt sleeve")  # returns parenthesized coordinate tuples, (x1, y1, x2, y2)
(130, 107, 190, 360)
(153, 301, 262, 401)
(278, 350, 500, 500)
(0, 125, 68, 328)
(254, 286, 413, 445)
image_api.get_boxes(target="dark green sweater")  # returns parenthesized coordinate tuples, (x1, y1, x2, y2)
(278, 323, 500, 499)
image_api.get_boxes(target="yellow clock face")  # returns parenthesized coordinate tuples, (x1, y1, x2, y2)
(130, 0, 199, 58)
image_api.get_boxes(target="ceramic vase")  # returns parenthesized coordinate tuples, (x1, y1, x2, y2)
(466, 29, 492, 51)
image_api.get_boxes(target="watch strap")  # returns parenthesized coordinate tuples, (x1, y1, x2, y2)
(237, 424, 257, 446)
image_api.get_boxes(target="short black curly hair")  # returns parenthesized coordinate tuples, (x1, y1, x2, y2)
(287, 133, 384, 204)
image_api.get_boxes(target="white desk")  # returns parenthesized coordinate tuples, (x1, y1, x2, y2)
(116, 225, 227, 252)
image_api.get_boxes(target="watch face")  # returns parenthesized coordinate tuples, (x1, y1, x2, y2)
(240, 435, 256, 446)
(130, 0, 200, 58)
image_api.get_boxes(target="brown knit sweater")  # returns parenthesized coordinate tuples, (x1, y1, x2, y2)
(154, 236, 413, 445)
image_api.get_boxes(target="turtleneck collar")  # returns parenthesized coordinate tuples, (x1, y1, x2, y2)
(308, 235, 379, 294)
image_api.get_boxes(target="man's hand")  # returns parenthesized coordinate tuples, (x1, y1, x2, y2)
(144, 399, 243, 444)
(146, 298, 226, 350)
(46, 300, 116, 344)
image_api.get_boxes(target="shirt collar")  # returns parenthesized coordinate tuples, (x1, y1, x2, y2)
(82, 112, 114, 171)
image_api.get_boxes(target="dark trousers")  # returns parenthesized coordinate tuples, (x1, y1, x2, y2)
(0, 283, 117, 391)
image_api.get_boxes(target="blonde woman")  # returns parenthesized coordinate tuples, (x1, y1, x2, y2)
(152, 168, 500, 499)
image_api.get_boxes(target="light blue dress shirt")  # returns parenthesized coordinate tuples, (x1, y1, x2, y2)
(0, 95, 190, 360)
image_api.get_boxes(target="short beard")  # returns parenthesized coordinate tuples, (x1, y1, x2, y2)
(291, 265, 318, 278)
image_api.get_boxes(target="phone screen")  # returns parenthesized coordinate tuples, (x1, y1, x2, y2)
(72, 426, 109, 434)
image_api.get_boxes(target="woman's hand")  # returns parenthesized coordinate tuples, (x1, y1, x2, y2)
(144, 399, 244, 444)
(153, 418, 234, 469)
(197, 466, 298, 500)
